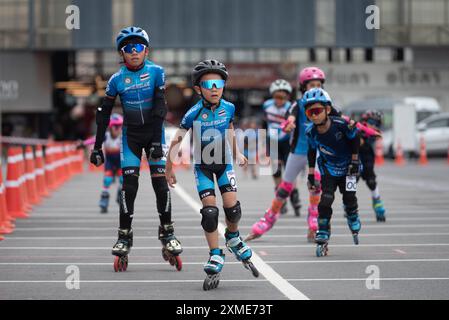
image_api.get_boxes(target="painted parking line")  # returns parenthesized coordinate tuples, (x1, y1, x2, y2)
(173, 184, 310, 300)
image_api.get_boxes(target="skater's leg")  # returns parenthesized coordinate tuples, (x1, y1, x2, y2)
(150, 174, 172, 225)
(222, 191, 239, 232)
(119, 128, 143, 229)
(222, 192, 252, 261)
(338, 179, 361, 234)
(316, 174, 338, 242)
(100, 170, 113, 211)
(201, 196, 220, 250)
(119, 167, 139, 229)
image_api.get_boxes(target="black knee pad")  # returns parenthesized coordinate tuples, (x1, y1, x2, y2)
(276, 186, 290, 200)
(366, 177, 377, 191)
(319, 192, 335, 208)
(224, 201, 242, 224)
(151, 176, 171, 214)
(121, 168, 139, 215)
(200, 206, 219, 233)
(272, 168, 282, 178)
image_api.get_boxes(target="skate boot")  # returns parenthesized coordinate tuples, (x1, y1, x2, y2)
(99, 191, 110, 213)
(290, 188, 301, 217)
(203, 248, 225, 291)
(245, 209, 280, 241)
(372, 197, 386, 222)
(158, 223, 183, 271)
(345, 212, 361, 245)
(225, 229, 259, 277)
(112, 228, 133, 272)
(315, 218, 330, 257)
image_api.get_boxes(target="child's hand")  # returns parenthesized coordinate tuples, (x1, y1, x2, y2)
(165, 168, 177, 188)
(237, 153, 248, 168)
(281, 116, 296, 133)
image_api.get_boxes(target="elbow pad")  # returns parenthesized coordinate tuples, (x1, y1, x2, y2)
(96, 97, 114, 126)
(152, 87, 168, 119)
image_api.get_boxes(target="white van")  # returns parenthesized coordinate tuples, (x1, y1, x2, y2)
(342, 97, 441, 157)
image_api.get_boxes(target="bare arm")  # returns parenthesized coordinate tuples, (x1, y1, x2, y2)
(165, 128, 189, 187)
(227, 123, 247, 167)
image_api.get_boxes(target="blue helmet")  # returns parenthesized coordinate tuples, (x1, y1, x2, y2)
(302, 88, 332, 109)
(116, 26, 149, 50)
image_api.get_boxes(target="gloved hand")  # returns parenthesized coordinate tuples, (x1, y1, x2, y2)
(90, 149, 104, 167)
(149, 142, 164, 160)
(347, 159, 360, 176)
(307, 173, 319, 191)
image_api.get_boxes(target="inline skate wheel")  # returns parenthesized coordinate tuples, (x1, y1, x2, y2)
(247, 261, 259, 278)
(113, 256, 128, 272)
(174, 256, 182, 271)
(203, 274, 220, 291)
(353, 234, 359, 245)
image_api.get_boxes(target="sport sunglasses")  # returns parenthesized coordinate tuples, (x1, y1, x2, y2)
(305, 107, 325, 118)
(121, 43, 147, 54)
(200, 79, 226, 90)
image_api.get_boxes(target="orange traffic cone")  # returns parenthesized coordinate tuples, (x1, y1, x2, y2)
(5, 147, 29, 219)
(45, 143, 57, 191)
(35, 145, 50, 198)
(68, 143, 78, 176)
(0, 164, 15, 235)
(18, 147, 32, 213)
(24, 146, 40, 205)
(375, 138, 385, 166)
(76, 149, 85, 174)
(395, 141, 406, 166)
(418, 136, 428, 166)
(53, 143, 64, 187)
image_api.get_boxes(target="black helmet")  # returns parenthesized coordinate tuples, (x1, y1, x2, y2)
(191, 59, 228, 86)
(362, 109, 383, 127)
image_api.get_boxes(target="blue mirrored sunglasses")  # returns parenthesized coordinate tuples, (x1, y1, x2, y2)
(199, 79, 226, 90)
(121, 43, 146, 54)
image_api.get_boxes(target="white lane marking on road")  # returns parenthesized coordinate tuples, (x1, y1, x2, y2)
(0, 279, 266, 283)
(286, 278, 449, 282)
(15, 217, 449, 223)
(172, 184, 309, 300)
(11, 224, 449, 231)
(380, 176, 449, 192)
(394, 249, 407, 254)
(2, 243, 449, 250)
(1, 258, 449, 266)
(5, 232, 449, 240)
(2, 277, 449, 284)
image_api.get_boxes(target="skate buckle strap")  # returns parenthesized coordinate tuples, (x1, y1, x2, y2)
(209, 255, 224, 265)
(166, 239, 181, 251)
(226, 236, 242, 248)
(237, 245, 250, 255)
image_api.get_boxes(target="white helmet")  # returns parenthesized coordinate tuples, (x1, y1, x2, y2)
(269, 79, 293, 95)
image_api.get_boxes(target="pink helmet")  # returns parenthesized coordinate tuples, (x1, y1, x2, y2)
(298, 67, 326, 85)
(109, 113, 123, 127)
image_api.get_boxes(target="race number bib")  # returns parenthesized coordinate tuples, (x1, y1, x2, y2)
(346, 175, 357, 192)
(226, 170, 237, 189)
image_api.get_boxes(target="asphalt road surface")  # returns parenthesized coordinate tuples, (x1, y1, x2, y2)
(1, 160, 448, 300)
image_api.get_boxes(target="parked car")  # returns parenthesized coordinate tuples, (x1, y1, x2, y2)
(342, 97, 442, 157)
(415, 113, 449, 157)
